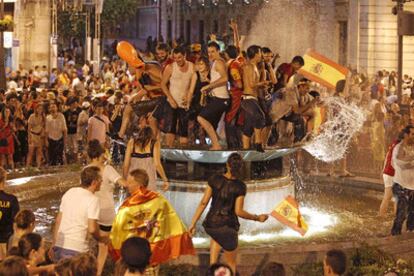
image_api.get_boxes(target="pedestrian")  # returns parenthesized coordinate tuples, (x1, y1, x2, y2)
(50, 166, 107, 261)
(189, 153, 268, 274)
(391, 125, 414, 235)
(87, 139, 127, 276)
(0, 167, 19, 260)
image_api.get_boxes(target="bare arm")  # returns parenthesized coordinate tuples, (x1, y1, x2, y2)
(189, 186, 213, 233)
(153, 140, 168, 182)
(186, 70, 198, 109)
(235, 196, 268, 222)
(88, 218, 102, 241)
(160, 64, 173, 99)
(206, 60, 228, 90)
(123, 139, 134, 178)
(51, 212, 62, 247)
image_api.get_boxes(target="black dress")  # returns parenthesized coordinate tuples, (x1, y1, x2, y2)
(203, 175, 247, 251)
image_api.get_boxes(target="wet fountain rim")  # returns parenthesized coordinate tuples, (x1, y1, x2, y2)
(160, 147, 301, 163)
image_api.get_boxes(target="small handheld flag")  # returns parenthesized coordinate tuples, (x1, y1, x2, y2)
(271, 195, 308, 236)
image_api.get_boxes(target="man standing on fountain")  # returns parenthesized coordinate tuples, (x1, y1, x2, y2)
(158, 46, 197, 147)
(241, 45, 270, 152)
(391, 125, 414, 235)
(197, 42, 230, 150)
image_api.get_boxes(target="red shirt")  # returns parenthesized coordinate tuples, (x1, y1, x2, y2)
(383, 141, 399, 176)
(277, 63, 295, 84)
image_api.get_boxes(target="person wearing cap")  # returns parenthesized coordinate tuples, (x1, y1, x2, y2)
(64, 97, 81, 163)
(114, 237, 152, 276)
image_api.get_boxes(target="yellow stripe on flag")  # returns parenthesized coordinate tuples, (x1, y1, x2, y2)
(299, 49, 349, 90)
(271, 195, 308, 236)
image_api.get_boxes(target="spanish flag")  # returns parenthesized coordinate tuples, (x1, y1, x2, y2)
(271, 195, 308, 236)
(299, 49, 349, 90)
(109, 188, 195, 265)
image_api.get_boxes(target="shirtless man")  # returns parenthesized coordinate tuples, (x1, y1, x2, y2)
(159, 46, 197, 147)
(241, 45, 271, 152)
(118, 63, 164, 139)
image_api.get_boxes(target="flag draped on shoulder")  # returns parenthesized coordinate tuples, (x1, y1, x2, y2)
(299, 49, 349, 90)
(109, 188, 195, 265)
(271, 195, 308, 236)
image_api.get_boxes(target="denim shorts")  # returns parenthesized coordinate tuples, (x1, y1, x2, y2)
(52, 246, 80, 262)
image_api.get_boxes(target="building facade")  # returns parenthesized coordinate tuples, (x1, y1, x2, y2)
(6, 0, 414, 76)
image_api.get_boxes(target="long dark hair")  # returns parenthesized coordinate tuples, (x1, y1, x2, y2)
(133, 126, 153, 149)
(10, 233, 42, 259)
(87, 139, 105, 160)
(227, 153, 244, 179)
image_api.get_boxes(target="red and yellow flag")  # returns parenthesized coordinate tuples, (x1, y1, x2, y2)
(299, 49, 349, 90)
(109, 188, 195, 265)
(271, 195, 308, 236)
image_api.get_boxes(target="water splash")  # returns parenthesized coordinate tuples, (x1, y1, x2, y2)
(245, 0, 336, 61)
(303, 97, 366, 162)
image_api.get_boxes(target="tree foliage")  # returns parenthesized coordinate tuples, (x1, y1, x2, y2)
(101, 0, 139, 33)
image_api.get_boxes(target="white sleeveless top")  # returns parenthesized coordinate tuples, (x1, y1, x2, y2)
(169, 61, 194, 108)
(210, 60, 229, 99)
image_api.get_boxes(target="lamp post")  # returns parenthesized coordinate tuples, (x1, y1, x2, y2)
(0, 0, 5, 90)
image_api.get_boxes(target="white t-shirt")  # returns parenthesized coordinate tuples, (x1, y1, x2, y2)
(55, 187, 100, 252)
(95, 165, 122, 226)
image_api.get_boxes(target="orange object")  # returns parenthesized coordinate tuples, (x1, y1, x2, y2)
(271, 195, 308, 236)
(117, 41, 145, 68)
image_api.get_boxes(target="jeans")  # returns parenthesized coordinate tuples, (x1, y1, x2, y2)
(391, 183, 414, 235)
(48, 138, 64, 166)
(52, 246, 80, 262)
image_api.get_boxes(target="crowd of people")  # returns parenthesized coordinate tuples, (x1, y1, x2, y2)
(0, 160, 349, 275)
(0, 17, 413, 275)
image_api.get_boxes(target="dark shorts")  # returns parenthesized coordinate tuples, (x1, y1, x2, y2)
(132, 97, 164, 118)
(204, 225, 238, 251)
(258, 97, 273, 127)
(160, 102, 189, 137)
(240, 98, 266, 136)
(99, 224, 112, 232)
(198, 97, 230, 130)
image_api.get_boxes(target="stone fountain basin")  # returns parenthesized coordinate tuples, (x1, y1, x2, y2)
(6, 169, 413, 275)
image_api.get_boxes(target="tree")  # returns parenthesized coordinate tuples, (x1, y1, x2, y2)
(101, 0, 139, 36)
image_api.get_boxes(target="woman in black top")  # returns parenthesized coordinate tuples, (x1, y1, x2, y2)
(189, 153, 268, 274)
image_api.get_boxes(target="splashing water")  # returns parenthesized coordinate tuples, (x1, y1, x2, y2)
(244, 0, 336, 61)
(303, 97, 366, 162)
